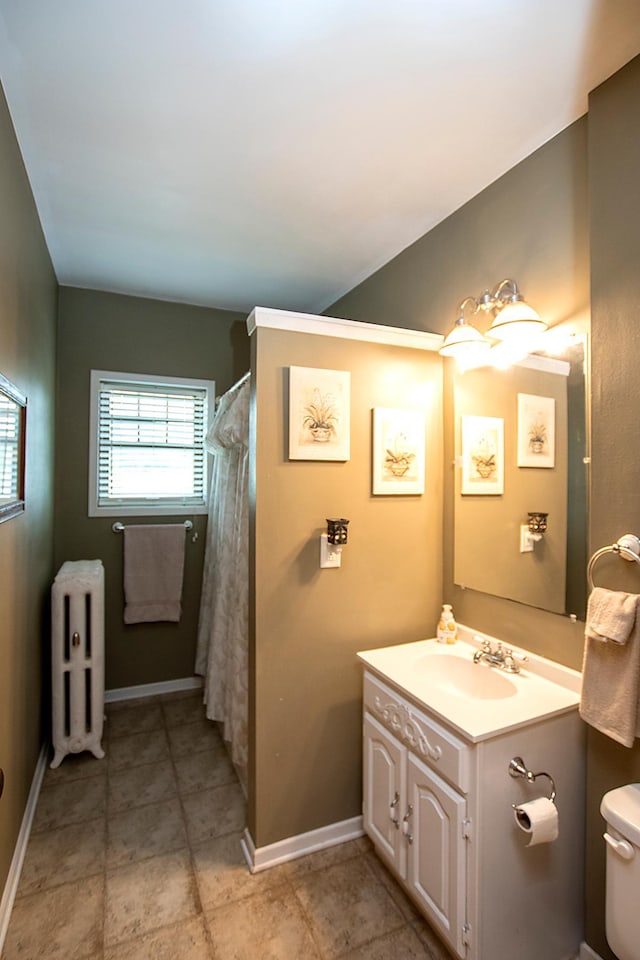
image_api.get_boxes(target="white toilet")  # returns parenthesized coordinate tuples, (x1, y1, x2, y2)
(601, 783, 640, 960)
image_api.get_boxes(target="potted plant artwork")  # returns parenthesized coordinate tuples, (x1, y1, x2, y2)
(289, 366, 350, 462)
(384, 432, 416, 477)
(528, 422, 547, 454)
(302, 389, 338, 443)
(471, 435, 497, 479)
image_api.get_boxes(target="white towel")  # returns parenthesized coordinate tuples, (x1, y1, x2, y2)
(580, 589, 640, 747)
(123, 524, 186, 624)
(585, 586, 638, 644)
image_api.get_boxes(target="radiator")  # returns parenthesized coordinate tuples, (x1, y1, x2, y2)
(51, 560, 105, 769)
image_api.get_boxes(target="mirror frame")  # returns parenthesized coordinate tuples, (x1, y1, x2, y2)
(0, 371, 27, 524)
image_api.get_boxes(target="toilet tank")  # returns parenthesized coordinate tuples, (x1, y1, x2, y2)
(601, 784, 640, 960)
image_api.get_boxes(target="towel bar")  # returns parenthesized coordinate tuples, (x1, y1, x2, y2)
(112, 520, 193, 533)
(587, 534, 640, 590)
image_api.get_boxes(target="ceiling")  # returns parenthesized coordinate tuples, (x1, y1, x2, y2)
(1, 1, 640, 316)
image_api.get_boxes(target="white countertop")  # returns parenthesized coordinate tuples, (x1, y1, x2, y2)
(357, 627, 581, 743)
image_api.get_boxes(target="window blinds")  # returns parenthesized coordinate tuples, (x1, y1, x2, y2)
(97, 379, 208, 508)
(0, 393, 21, 501)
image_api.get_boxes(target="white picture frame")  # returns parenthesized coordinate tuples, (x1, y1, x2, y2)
(517, 393, 555, 468)
(461, 415, 504, 495)
(372, 407, 425, 495)
(288, 366, 350, 461)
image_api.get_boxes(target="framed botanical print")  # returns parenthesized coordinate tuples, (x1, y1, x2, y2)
(517, 393, 555, 468)
(461, 415, 504, 495)
(288, 366, 350, 461)
(372, 407, 425, 495)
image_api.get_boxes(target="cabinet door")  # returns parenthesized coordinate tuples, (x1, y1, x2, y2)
(363, 711, 406, 877)
(406, 753, 467, 958)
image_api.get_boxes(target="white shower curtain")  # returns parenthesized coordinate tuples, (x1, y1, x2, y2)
(196, 373, 250, 778)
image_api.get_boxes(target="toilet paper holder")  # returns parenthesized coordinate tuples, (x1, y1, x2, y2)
(508, 756, 557, 804)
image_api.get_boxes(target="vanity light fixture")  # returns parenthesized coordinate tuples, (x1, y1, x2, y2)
(438, 296, 491, 367)
(485, 279, 547, 343)
(439, 279, 547, 366)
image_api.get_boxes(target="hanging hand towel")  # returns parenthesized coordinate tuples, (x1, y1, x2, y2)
(580, 588, 640, 747)
(585, 586, 638, 643)
(123, 524, 186, 624)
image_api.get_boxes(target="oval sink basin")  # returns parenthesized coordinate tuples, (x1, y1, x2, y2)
(414, 654, 518, 700)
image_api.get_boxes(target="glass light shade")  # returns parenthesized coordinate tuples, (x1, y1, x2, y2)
(439, 319, 491, 362)
(488, 300, 547, 341)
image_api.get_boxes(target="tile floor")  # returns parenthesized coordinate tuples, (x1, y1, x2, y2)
(1, 691, 453, 960)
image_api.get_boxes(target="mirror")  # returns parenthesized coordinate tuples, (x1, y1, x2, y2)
(0, 372, 27, 523)
(453, 335, 587, 619)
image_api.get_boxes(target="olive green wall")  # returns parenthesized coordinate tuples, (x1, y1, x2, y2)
(0, 84, 57, 895)
(55, 287, 248, 689)
(249, 327, 442, 845)
(585, 54, 640, 960)
(331, 116, 590, 670)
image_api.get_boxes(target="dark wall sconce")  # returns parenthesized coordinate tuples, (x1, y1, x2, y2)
(326, 518, 349, 545)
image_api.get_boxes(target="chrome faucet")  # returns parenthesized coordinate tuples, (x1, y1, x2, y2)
(473, 639, 528, 673)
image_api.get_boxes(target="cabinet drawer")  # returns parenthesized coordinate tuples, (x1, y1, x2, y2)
(364, 671, 470, 793)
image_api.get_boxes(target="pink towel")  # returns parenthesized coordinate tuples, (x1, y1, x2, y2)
(123, 524, 186, 624)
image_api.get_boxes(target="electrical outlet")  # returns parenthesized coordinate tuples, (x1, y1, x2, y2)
(520, 524, 534, 553)
(320, 533, 342, 568)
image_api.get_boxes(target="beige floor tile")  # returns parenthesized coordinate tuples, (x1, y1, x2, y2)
(182, 783, 246, 846)
(291, 856, 404, 958)
(174, 745, 236, 796)
(162, 694, 205, 728)
(364, 850, 422, 921)
(192, 831, 289, 910)
(32, 775, 107, 833)
(2, 874, 103, 960)
(107, 759, 177, 814)
(339, 924, 432, 960)
(16, 817, 106, 898)
(283, 839, 362, 879)
(206, 887, 322, 960)
(411, 918, 456, 959)
(104, 848, 199, 947)
(106, 701, 164, 739)
(167, 719, 222, 758)
(107, 695, 158, 711)
(103, 916, 212, 960)
(44, 751, 106, 786)
(107, 729, 169, 771)
(107, 797, 187, 869)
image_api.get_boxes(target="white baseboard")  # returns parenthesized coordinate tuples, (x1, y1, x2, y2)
(0, 742, 48, 955)
(580, 944, 604, 960)
(105, 675, 203, 703)
(241, 815, 364, 874)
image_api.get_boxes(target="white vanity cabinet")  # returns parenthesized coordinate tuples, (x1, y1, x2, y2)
(360, 653, 585, 960)
(363, 673, 469, 956)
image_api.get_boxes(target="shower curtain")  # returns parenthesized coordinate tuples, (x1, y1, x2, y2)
(195, 373, 250, 779)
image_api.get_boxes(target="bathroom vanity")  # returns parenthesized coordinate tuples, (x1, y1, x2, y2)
(358, 628, 585, 960)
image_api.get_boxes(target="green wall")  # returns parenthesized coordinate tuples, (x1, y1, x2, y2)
(55, 287, 248, 690)
(586, 54, 640, 960)
(331, 116, 590, 668)
(0, 84, 57, 895)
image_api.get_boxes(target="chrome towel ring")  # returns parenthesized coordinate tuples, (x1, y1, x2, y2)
(587, 534, 640, 591)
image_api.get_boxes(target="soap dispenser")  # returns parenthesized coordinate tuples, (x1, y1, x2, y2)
(437, 604, 458, 644)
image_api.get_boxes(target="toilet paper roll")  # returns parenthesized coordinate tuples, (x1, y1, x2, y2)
(513, 797, 559, 846)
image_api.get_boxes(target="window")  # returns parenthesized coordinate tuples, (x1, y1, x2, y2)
(89, 370, 214, 517)
(0, 371, 27, 523)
